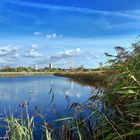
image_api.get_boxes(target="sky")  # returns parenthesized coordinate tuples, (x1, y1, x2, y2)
(0, 0, 140, 68)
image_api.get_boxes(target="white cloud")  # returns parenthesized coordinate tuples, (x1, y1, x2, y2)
(5, 0, 140, 20)
(31, 44, 39, 49)
(63, 48, 81, 57)
(0, 59, 7, 64)
(121, 10, 140, 17)
(27, 51, 43, 58)
(0, 44, 20, 65)
(34, 32, 42, 36)
(0, 45, 18, 57)
(33, 48, 83, 66)
(50, 48, 82, 60)
(24, 44, 43, 58)
(46, 33, 63, 40)
(11, 53, 19, 59)
(34, 47, 102, 67)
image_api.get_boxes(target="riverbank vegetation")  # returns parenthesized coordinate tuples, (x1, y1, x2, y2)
(0, 72, 53, 77)
(54, 71, 107, 87)
(0, 66, 103, 73)
(0, 39, 140, 140)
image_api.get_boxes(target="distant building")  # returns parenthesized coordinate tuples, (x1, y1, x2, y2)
(1, 66, 3, 70)
(49, 63, 53, 69)
(81, 65, 84, 69)
(34, 65, 38, 70)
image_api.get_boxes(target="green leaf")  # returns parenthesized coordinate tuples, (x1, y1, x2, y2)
(54, 117, 76, 122)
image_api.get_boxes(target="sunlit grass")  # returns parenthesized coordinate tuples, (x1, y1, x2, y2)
(54, 71, 107, 87)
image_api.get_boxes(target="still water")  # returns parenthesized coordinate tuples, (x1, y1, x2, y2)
(0, 76, 94, 136)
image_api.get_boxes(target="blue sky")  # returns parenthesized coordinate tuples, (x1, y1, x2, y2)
(0, 0, 140, 68)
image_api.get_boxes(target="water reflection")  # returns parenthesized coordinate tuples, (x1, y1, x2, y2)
(0, 76, 93, 121)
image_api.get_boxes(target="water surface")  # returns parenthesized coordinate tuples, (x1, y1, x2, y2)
(0, 76, 94, 117)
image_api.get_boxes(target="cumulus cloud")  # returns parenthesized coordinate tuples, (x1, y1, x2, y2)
(24, 44, 43, 58)
(34, 48, 82, 65)
(62, 48, 81, 57)
(33, 47, 103, 68)
(38, 48, 100, 63)
(11, 53, 20, 59)
(0, 44, 20, 65)
(50, 48, 82, 60)
(0, 45, 18, 57)
(34, 31, 42, 36)
(0, 59, 8, 64)
(31, 44, 39, 49)
(46, 33, 63, 40)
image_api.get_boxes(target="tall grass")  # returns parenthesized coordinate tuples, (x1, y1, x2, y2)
(2, 102, 34, 140)
(102, 41, 140, 139)
(54, 71, 107, 87)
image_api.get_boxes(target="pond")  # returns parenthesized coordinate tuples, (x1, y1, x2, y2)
(0, 76, 96, 137)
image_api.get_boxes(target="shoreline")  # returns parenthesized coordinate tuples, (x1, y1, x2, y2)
(0, 72, 54, 77)
(0, 71, 107, 87)
(54, 71, 107, 87)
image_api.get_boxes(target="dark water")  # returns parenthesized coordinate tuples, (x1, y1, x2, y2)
(0, 76, 94, 137)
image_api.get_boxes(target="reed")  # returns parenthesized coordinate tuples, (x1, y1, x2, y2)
(54, 71, 107, 87)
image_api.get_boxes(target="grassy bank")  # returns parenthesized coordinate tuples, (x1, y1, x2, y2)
(0, 72, 54, 77)
(54, 71, 107, 87)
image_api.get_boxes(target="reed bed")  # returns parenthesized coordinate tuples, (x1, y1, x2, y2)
(54, 71, 107, 87)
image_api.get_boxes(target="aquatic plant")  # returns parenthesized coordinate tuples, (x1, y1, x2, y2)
(102, 40, 140, 139)
(2, 102, 34, 140)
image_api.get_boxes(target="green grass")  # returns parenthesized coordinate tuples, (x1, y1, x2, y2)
(54, 71, 107, 87)
(0, 72, 53, 77)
